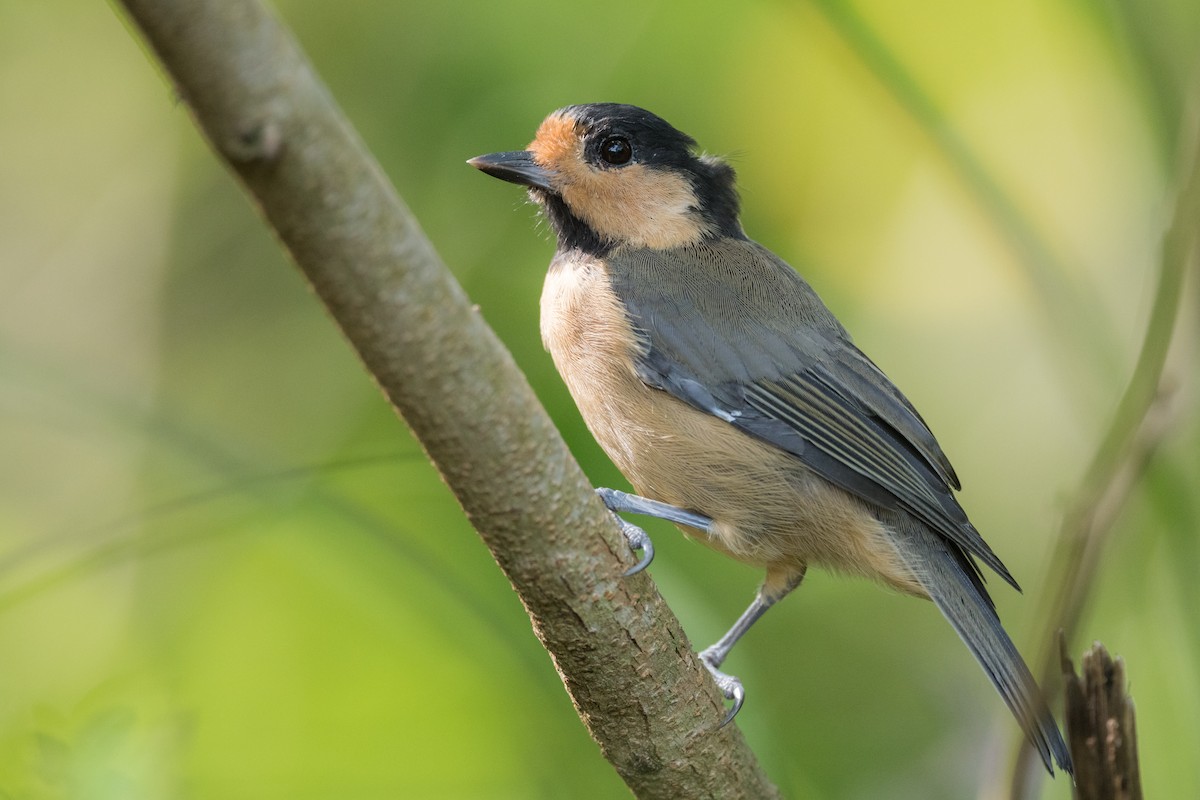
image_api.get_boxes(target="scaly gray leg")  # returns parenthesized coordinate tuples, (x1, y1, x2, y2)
(595, 487, 713, 576)
(700, 571, 806, 725)
(596, 487, 803, 725)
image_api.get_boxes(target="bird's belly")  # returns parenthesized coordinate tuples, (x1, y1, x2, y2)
(583, 367, 913, 586)
(540, 263, 920, 593)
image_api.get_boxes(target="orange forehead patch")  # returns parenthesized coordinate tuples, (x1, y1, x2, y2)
(528, 113, 582, 172)
(524, 109, 713, 249)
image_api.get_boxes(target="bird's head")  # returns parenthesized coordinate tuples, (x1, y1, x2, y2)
(470, 103, 742, 254)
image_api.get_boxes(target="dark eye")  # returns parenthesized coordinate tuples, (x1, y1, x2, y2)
(599, 135, 632, 166)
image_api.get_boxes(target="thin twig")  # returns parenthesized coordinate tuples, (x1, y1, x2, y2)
(809, 0, 1122, 389)
(1005, 123, 1200, 796)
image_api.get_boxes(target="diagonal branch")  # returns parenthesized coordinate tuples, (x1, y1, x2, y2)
(111, 0, 780, 797)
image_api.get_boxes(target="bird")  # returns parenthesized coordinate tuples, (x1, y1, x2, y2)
(468, 102, 1071, 776)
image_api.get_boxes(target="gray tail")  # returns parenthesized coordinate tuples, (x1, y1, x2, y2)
(895, 519, 1072, 776)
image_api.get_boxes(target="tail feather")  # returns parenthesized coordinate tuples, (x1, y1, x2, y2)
(894, 518, 1073, 776)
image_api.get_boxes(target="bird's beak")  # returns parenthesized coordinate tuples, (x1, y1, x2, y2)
(468, 151, 555, 191)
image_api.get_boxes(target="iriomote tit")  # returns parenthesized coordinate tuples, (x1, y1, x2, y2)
(470, 103, 1071, 776)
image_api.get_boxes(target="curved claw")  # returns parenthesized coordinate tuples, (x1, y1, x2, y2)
(617, 517, 655, 576)
(720, 683, 745, 728)
(699, 646, 747, 726)
(594, 489, 657, 575)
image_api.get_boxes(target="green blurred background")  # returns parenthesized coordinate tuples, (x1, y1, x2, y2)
(1, 0, 1197, 797)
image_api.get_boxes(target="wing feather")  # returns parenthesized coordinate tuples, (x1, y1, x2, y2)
(613, 241, 1016, 590)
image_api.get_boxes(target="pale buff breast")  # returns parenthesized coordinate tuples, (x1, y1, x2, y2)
(540, 255, 924, 596)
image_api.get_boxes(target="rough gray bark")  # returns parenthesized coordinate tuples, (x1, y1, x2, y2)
(113, 0, 781, 797)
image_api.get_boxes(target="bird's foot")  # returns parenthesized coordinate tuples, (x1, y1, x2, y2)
(699, 645, 745, 726)
(610, 513, 655, 576)
(594, 488, 660, 575)
(595, 487, 717, 575)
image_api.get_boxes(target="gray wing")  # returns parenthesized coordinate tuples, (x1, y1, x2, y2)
(611, 241, 1016, 591)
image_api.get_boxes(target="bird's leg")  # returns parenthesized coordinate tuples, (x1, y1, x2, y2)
(595, 487, 713, 576)
(700, 567, 806, 726)
(595, 487, 805, 727)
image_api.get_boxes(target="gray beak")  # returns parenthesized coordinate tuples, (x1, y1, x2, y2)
(468, 151, 555, 191)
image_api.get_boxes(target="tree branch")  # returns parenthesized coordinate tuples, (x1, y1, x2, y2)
(112, 0, 780, 796)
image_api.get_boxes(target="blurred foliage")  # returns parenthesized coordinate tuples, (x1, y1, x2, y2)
(1, 0, 1197, 797)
